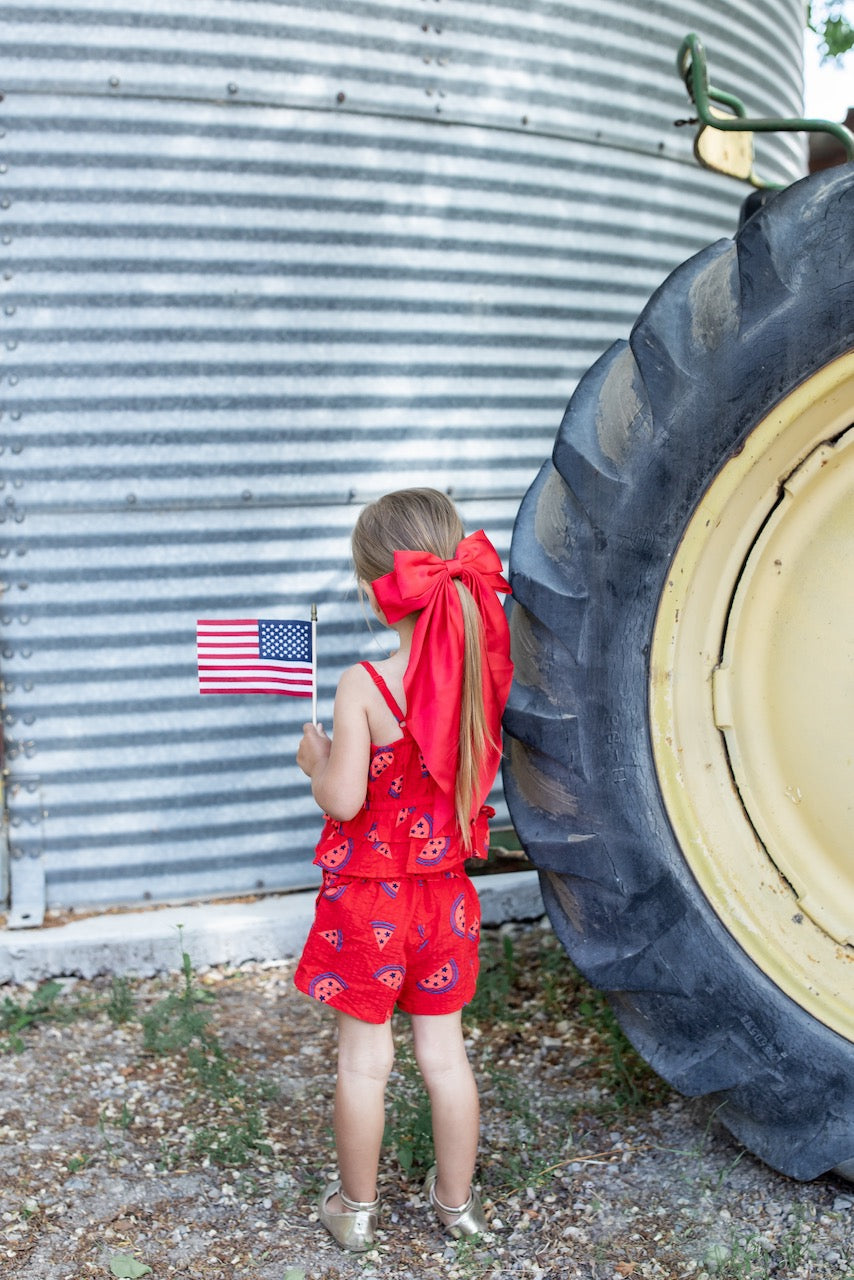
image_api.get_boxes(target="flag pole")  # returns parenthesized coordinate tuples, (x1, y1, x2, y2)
(310, 603, 318, 726)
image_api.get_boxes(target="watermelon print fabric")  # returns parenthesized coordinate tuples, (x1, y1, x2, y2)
(295, 664, 490, 1022)
(294, 870, 481, 1022)
(312, 663, 494, 879)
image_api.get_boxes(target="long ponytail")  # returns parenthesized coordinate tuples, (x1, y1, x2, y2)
(352, 488, 496, 847)
(455, 581, 498, 850)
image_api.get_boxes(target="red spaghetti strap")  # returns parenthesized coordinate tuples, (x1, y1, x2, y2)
(360, 662, 406, 723)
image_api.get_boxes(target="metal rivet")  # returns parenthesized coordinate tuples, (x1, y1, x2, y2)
(227, 83, 239, 95)
(109, 76, 120, 88)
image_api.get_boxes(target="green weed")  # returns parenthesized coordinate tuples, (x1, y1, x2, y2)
(465, 932, 518, 1024)
(483, 1061, 564, 1193)
(383, 1039, 435, 1177)
(106, 975, 136, 1025)
(575, 988, 670, 1111)
(450, 1235, 498, 1278)
(141, 933, 215, 1055)
(0, 980, 66, 1051)
(66, 1152, 93, 1173)
(191, 1108, 273, 1167)
(142, 933, 275, 1168)
(535, 929, 582, 1016)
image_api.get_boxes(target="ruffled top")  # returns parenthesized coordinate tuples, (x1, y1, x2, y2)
(312, 662, 493, 878)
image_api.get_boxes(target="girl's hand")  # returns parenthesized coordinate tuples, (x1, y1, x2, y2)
(298, 665, 373, 820)
(296, 722, 331, 778)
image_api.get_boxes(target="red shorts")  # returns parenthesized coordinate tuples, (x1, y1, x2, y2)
(294, 870, 481, 1024)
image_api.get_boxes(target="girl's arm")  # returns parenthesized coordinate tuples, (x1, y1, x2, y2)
(296, 664, 372, 821)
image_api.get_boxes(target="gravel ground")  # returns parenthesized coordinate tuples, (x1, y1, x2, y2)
(0, 917, 851, 1280)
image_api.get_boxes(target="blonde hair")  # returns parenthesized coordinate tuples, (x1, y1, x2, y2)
(352, 488, 497, 847)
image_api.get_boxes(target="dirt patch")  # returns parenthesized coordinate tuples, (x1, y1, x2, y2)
(0, 919, 850, 1279)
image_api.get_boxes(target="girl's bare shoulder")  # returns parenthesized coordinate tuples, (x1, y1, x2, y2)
(333, 663, 380, 717)
(336, 662, 374, 695)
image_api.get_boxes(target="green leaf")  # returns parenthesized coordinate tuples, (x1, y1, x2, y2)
(109, 1255, 152, 1278)
(283, 1271, 307, 1280)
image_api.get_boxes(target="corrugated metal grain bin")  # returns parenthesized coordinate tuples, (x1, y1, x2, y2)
(0, 0, 807, 924)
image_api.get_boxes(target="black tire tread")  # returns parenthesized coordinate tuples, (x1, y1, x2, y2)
(505, 167, 854, 1180)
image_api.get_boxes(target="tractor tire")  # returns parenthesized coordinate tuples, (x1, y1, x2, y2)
(504, 165, 854, 1181)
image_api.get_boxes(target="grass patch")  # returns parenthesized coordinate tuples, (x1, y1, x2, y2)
(383, 1038, 435, 1177)
(0, 980, 67, 1052)
(575, 987, 671, 1112)
(141, 932, 275, 1167)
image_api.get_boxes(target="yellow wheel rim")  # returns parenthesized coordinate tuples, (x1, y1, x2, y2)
(650, 351, 854, 1041)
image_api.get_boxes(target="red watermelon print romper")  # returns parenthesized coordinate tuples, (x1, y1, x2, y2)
(294, 663, 490, 1023)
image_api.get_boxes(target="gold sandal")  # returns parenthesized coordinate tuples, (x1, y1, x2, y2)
(423, 1164, 488, 1238)
(317, 1180, 379, 1252)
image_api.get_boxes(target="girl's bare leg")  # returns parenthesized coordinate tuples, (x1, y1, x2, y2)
(411, 1010, 479, 1207)
(330, 1009, 395, 1208)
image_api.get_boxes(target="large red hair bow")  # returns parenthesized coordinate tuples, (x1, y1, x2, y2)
(372, 530, 513, 828)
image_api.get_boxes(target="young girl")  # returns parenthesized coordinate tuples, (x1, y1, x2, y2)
(294, 488, 513, 1252)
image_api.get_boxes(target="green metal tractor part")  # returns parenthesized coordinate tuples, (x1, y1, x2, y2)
(677, 31, 854, 187)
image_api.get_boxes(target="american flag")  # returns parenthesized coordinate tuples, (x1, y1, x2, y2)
(196, 618, 315, 697)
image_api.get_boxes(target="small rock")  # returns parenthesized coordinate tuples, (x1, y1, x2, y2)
(703, 1242, 732, 1273)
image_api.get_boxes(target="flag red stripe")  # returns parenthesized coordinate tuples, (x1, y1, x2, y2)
(198, 670, 310, 677)
(199, 676, 312, 685)
(200, 688, 312, 697)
